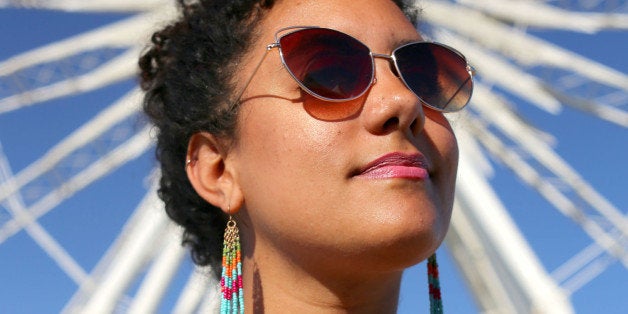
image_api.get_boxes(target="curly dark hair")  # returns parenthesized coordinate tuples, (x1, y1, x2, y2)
(139, 0, 420, 276)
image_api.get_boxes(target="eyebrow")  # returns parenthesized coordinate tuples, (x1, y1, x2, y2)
(382, 37, 422, 54)
(394, 37, 422, 47)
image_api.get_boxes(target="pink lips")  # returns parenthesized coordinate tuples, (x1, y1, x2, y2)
(356, 152, 429, 180)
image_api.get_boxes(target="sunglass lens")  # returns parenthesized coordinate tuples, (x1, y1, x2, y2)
(394, 43, 472, 112)
(279, 28, 373, 101)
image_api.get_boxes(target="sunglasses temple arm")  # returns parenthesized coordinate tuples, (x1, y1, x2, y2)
(229, 44, 278, 110)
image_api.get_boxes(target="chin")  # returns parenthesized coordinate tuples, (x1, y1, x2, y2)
(357, 207, 450, 271)
(390, 226, 445, 269)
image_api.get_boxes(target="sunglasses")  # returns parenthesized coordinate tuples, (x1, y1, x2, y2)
(236, 26, 474, 112)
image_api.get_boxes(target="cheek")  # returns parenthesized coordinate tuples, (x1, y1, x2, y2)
(233, 104, 355, 249)
(233, 101, 347, 207)
(425, 109, 459, 166)
(424, 114, 459, 212)
(232, 44, 354, 220)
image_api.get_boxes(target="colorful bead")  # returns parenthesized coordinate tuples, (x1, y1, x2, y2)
(427, 253, 443, 314)
(221, 216, 244, 314)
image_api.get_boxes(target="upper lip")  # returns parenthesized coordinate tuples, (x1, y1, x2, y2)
(355, 152, 429, 176)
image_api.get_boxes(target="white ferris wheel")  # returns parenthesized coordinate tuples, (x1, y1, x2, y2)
(0, 0, 626, 313)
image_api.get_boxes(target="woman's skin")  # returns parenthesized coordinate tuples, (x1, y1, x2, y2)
(186, 0, 459, 312)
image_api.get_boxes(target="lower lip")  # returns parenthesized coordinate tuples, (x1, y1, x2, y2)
(358, 165, 428, 180)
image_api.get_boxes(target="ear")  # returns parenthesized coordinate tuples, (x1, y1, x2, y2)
(186, 132, 244, 215)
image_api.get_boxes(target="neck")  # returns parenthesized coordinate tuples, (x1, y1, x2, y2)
(242, 251, 403, 313)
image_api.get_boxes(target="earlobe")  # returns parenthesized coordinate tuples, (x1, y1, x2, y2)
(186, 132, 243, 215)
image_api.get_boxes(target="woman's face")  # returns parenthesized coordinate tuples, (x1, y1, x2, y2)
(229, 0, 458, 273)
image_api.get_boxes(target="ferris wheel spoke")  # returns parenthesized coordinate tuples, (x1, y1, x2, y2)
(552, 228, 628, 295)
(0, 8, 175, 114)
(0, 143, 89, 285)
(0, 48, 139, 114)
(62, 180, 172, 313)
(542, 85, 628, 127)
(463, 115, 628, 282)
(433, 29, 562, 114)
(172, 270, 216, 314)
(458, 0, 628, 32)
(126, 231, 187, 313)
(423, 0, 628, 92)
(472, 84, 628, 238)
(0, 89, 141, 205)
(0, 125, 153, 245)
(428, 5, 628, 126)
(541, 0, 628, 13)
(0, 10, 171, 77)
(0, 0, 170, 12)
(452, 128, 573, 313)
(464, 89, 628, 270)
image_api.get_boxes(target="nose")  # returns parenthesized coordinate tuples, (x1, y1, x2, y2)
(361, 55, 425, 137)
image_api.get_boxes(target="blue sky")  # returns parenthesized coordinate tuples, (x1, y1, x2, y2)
(0, 6, 626, 314)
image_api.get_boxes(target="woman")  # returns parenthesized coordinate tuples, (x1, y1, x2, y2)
(140, 0, 473, 312)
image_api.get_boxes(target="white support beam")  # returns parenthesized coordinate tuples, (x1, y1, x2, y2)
(0, 48, 140, 113)
(471, 84, 628, 247)
(0, 125, 153, 244)
(0, 0, 170, 12)
(451, 127, 574, 313)
(459, 0, 628, 33)
(172, 270, 213, 314)
(127, 226, 187, 313)
(446, 201, 519, 313)
(421, 0, 628, 92)
(434, 28, 628, 127)
(0, 88, 141, 205)
(62, 184, 170, 314)
(0, 143, 89, 286)
(432, 29, 562, 114)
(0, 8, 174, 78)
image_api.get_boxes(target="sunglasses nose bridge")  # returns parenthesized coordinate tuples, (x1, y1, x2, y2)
(371, 53, 394, 65)
(373, 52, 397, 71)
(371, 52, 403, 85)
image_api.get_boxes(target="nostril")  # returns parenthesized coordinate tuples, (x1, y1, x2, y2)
(382, 117, 399, 132)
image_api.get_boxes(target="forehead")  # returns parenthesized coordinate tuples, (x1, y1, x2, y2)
(259, 0, 421, 49)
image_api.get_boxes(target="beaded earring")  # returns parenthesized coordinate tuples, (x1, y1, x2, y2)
(427, 253, 443, 314)
(220, 212, 244, 314)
